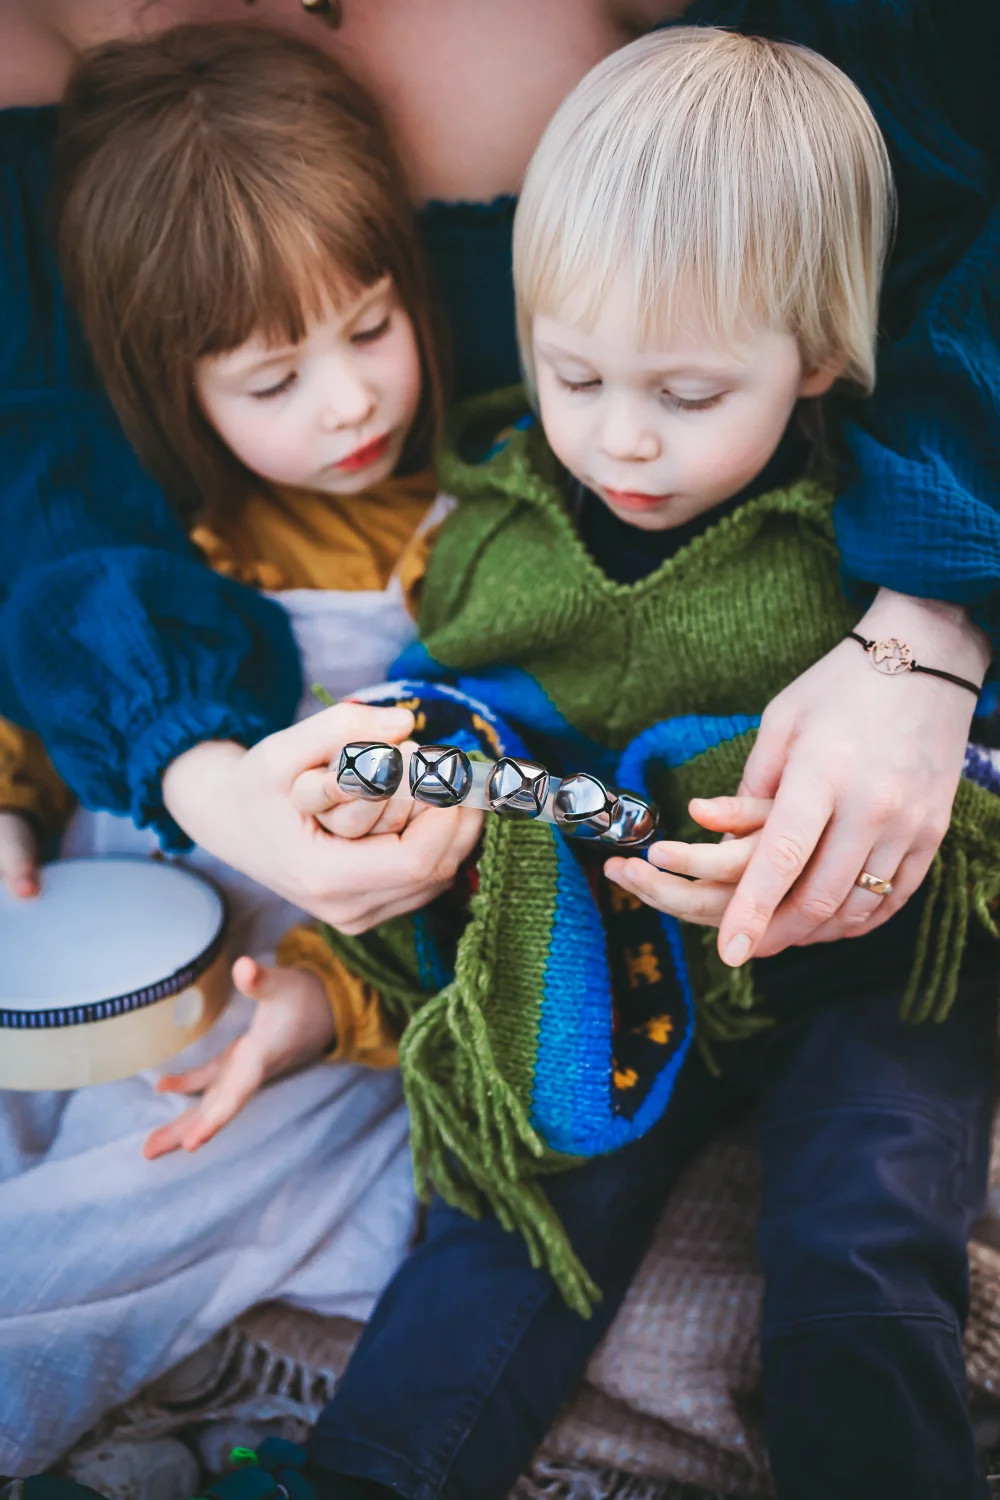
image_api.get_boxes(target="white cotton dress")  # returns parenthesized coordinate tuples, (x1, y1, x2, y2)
(0, 576, 425, 1477)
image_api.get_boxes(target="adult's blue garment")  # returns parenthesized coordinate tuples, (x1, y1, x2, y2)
(0, 108, 303, 847)
(1, 0, 998, 840)
(683, 0, 1000, 630)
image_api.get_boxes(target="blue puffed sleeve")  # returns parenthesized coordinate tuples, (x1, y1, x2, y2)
(0, 108, 301, 848)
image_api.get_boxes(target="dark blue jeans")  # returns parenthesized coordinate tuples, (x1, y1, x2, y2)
(309, 915, 998, 1500)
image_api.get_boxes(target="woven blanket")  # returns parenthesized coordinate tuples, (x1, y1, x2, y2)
(72, 1116, 1000, 1498)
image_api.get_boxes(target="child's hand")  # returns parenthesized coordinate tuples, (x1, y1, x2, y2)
(0, 811, 41, 899)
(604, 796, 774, 928)
(288, 738, 484, 930)
(143, 956, 337, 1159)
(293, 740, 428, 839)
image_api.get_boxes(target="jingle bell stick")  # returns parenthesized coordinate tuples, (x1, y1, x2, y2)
(333, 742, 658, 850)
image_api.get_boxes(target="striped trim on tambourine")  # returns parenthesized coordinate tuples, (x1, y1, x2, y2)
(0, 920, 227, 1031)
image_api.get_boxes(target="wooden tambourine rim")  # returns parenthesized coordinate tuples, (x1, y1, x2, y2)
(0, 871, 228, 1031)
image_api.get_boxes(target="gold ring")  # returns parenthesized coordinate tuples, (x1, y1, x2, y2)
(856, 871, 894, 897)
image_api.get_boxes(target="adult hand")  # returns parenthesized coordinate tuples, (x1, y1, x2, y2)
(163, 704, 483, 933)
(715, 591, 989, 967)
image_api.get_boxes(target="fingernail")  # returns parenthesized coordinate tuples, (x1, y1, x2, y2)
(722, 932, 752, 967)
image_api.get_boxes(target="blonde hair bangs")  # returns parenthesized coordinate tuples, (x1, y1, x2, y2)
(514, 28, 895, 393)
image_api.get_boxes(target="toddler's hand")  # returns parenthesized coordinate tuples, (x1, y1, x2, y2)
(143, 956, 336, 1159)
(0, 811, 41, 899)
(604, 795, 773, 927)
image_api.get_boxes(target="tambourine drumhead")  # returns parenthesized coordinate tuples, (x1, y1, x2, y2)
(0, 857, 229, 1090)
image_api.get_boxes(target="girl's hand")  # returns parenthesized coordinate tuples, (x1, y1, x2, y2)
(0, 811, 40, 899)
(291, 739, 429, 840)
(605, 796, 771, 924)
(716, 592, 989, 967)
(163, 704, 483, 935)
(143, 956, 336, 1159)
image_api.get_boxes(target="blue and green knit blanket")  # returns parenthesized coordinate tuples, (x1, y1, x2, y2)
(318, 388, 1000, 1314)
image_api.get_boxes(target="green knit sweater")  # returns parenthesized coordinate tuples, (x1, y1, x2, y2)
(423, 397, 854, 743)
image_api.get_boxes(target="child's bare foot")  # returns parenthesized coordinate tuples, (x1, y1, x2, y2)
(0, 810, 41, 898)
(144, 956, 336, 1159)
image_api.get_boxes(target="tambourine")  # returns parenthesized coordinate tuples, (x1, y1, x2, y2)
(336, 742, 659, 849)
(0, 857, 229, 1091)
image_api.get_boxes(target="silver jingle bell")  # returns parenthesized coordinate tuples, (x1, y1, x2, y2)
(486, 757, 550, 819)
(552, 772, 618, 838)
(336, 741, 403, 801)
(409, 744, 473, 808)
(603, 791, 659, 848)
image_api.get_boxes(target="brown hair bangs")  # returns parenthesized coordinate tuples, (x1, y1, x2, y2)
(53, 22, 444, 523)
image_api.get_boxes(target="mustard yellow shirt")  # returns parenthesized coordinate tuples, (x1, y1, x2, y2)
(189, 470, 437, 595)
(0, 719, 75, 849)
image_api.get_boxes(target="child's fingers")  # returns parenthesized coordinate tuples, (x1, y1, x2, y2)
(177, 1040, 265, 1152)
(270, 702, 413, 783)
(233, 955, 337, 1061)
(146, 1040, 265, 1158)
(318, 798, 391, 839)
(291, 767, 343, 816)
(605, 858, 733, 926)
(311, 740, 421, 838)
(0, 812, 41, 899)
(367, 796, 426, 835)
(155, 1054, 227, 1097)
(395, 803, 484, 884)
(363, 753, 429, 835)
(143, 1104, 200, 1159)
(687, 796, 774, 836)
(295, 739, 421, 826)
(231, 954, 288, 1001)
(647, 832, 760, 883)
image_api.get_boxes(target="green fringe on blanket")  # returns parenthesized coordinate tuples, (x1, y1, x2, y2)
(324, 816, 601, 1318)
(680, 773, 1000, 1044)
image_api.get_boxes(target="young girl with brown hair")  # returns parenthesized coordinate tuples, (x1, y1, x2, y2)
(46, 13, 489, 1133)
(0, 21, 483, 1477)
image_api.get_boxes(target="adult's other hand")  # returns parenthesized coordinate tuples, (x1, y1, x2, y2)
(163, 703, 482, 933)
(716, 591, 989, 966)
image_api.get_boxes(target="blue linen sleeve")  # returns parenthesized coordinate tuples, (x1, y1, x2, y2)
(834, 200, 1000, 642)
(0, 108, 301, 848)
